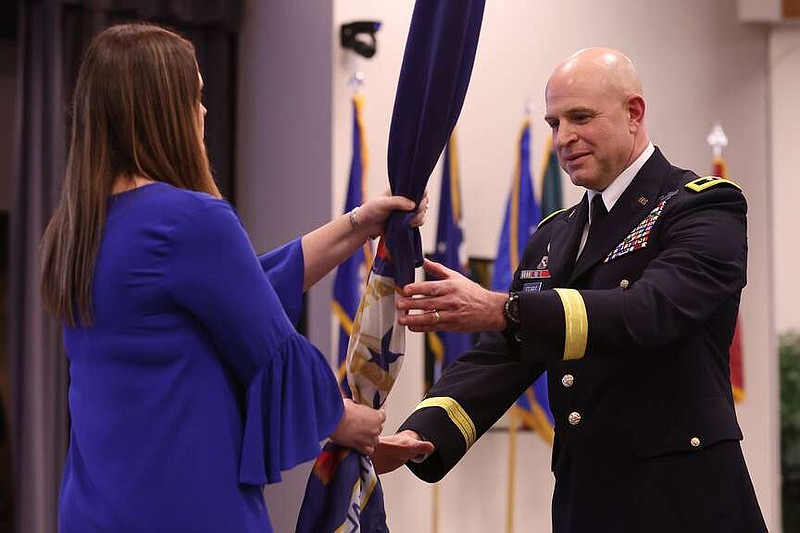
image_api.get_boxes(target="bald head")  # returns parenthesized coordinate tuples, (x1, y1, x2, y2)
(547, 47, 643, 102)
(544, 47, 649, 191)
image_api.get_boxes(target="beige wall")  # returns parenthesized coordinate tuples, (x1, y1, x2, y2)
(239, 1, 779, 531)
(771, 27, 800, 334)
(739, 0, 782, 21)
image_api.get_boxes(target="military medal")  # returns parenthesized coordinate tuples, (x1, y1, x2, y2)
(605, 190, 677, 262)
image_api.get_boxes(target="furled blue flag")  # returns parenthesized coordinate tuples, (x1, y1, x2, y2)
(425, 133, 473, 390)
(491, 120, 541, 291)
(491, 121, 554, 443)
(297, 2, 486, 532)
(540, 134, 563, 218)
(331, 95, 372, 398)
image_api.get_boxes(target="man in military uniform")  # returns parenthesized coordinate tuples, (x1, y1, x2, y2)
(373, 47, 767, 532)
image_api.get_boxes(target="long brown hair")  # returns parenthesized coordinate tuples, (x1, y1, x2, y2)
(41, 23, 221, 327)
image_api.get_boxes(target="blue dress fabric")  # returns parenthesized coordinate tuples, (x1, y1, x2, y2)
(59, 182, 343, 532)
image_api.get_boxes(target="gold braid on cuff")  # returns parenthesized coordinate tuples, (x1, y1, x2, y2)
(553, 288, 588, 360)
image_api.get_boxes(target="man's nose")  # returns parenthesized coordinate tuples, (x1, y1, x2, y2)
(555, 124, 577, 147)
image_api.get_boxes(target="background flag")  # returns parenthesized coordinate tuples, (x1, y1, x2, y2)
(491, 120, 540, 293)
(501, 126, 557, 532)
(331, 95, 372, 398)
(297, 2, 486, 531)
(712, 155, 745, 403)
(492, 120, 554, 443)
(540, 135, 563, 218)
(425, 133, 473, 390)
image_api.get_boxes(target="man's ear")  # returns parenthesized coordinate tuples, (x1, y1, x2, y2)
(626, 95, 645, 132)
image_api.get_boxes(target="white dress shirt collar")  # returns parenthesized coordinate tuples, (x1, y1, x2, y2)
(586, 142, 655, 217)
(578, 143, 655, 257)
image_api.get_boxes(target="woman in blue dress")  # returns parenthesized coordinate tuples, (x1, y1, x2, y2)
(39, 23, 424, 532)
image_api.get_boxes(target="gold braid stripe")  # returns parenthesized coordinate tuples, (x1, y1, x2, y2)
(414, 397, 477, 449)
(553, 288, 588, 361)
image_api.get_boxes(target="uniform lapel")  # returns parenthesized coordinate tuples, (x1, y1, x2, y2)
(569, 148, 670, 284)
(545, 196, 588, 285)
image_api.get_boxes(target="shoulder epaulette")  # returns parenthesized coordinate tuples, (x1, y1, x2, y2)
(684, 176, 742, 193)
(537, 208, 568, 229)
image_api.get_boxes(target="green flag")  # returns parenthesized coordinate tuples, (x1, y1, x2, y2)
(540, 135, 563, 217)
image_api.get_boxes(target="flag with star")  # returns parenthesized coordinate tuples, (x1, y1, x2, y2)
(331, 95, 372, 397)
(425, 133, 473, 390)
(297, 2, 486, 531)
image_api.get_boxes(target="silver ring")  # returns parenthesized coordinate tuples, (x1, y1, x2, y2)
(433, 310, 441, 324)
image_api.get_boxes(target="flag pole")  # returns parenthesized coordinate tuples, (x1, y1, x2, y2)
(505, 104, 532, 533)
(706, 123, 746, 403)
(349, 70, 365, 94)
(506, 408, 519, 533)
(706, 122, 727, 160)
(432, 482, 441, 533)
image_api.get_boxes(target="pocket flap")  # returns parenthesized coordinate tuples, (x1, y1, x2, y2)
(633, 396, 742, 459)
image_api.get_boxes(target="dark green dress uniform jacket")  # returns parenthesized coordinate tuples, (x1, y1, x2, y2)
(399, 148, 767, 533)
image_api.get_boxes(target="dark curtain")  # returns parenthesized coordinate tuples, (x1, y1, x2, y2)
(59, 0, 240, 199)
(10, 1, 240, 532)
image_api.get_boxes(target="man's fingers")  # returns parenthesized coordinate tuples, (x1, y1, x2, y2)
(396, 296, 439, 312)
(405, 315, 448, 332)
(398, 308, 447, 328)
(422, 258, 453, 280)
(400, 280, 442, 299)
(409, 439, 435, 454)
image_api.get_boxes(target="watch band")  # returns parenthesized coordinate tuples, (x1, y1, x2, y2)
(503, 292, 522, 342)
(503, 292, 519, 324)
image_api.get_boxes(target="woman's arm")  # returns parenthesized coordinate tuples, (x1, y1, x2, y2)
(301, 194, 426, 291)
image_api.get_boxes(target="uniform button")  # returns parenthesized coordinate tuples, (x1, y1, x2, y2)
(619, 279, 630, 289)
(690, 437, 701, 447)
(561, 374, 575, 388)
(568, 412, 582, 426)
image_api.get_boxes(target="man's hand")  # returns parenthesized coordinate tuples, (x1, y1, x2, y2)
(371, 430, 435, 475)
(396, 259, 507, 333)
(329, 399, 385, 455)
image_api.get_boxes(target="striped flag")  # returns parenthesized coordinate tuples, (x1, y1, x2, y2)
(492, 121, 554, 443)
(540, 135, 563, 219)
(331, 95, 372, 397)
(425, 133, 473, 390)
(712, 155, 745, 403)
(297, 2, 486, 531)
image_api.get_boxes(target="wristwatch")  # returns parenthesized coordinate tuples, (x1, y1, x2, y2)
(503, 292, 521, 341)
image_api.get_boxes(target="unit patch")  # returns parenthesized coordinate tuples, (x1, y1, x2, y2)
(604, 190, 677, 263)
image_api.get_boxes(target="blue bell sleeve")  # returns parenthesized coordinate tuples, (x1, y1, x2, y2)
(258, 239, 304, 327)
(163, 196, 343, 485)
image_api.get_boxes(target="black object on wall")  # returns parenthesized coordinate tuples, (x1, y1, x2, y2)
(0, 3, 17, 41)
